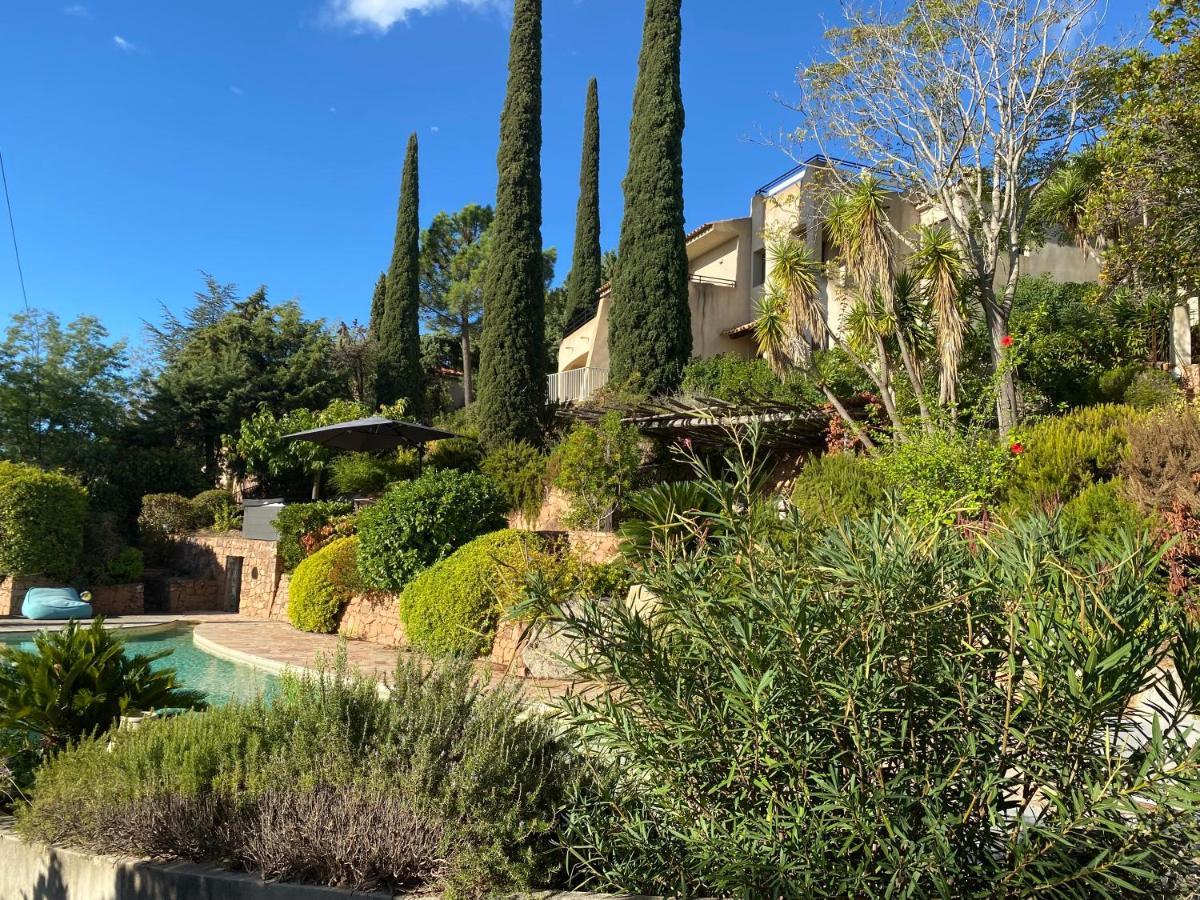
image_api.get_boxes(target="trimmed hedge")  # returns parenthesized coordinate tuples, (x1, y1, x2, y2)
(288, 536, 361, 634)
(400, 529, 544, 656)
(273, 501, 354, 573)
(356, 469, 507, 593)
(0, 462, 88, 580)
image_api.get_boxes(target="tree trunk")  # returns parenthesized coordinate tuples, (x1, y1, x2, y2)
(983, 293, 1018, 435)
(311, 469, 322, 501)
(461, 325, 473, 407)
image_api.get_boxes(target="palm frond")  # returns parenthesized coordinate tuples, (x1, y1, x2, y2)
(911, 225, 967, 407)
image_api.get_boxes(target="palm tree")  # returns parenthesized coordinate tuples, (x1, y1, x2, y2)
(911, 225, 967, 408)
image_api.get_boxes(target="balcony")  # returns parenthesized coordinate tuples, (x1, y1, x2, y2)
(548, 367, 609, 405)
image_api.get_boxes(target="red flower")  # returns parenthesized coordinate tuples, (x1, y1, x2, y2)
(1000, 335, 1014, 349)
(1010, 442, 1025, 455)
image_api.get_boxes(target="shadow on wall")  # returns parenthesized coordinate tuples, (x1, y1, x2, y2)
(21, 850, 67, 900)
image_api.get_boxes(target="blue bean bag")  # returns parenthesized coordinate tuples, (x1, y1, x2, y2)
(21, 588, 93, 621)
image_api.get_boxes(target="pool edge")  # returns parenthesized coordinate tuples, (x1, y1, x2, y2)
(192, 628, 310, 679)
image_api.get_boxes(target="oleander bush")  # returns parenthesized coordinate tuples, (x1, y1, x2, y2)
(789, 452, 889, 526)
(525, 430, 1200, 898)
(400, 529, 549, 657)
(0, 461, 88, 580)
(1005, 404, 1136, 510)
(287, 536, 362, 634)
(620, 480, 725, 561)
(19, 655, 575, 898)
(356, 469, 507, 593)
(0, 620, 205, 753)
(273, 500, 355, 572)
(480, 441, 548, 524)
(328, 450, 419, 497)
(190, 489, 237, 530)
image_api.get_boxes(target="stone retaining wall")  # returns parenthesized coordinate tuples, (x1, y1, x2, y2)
(337, 592, 405, 647)
(173, 533, 286, 618)
(164, 578, 220, 613)
(90, 583, 144, 617)
(1, 578, 143, 618)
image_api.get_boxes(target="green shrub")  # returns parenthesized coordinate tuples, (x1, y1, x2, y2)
(19, 655, 572, 897)
(525, 433, 1200, 897)
(356, 470, 507, 593)
(401, 530, 546, 656)
(620, 480, 725, 560)
(1124, 368, 1180, 410)
(1059, 478, 1150, 553)
(287, 537, 362, 634)
(137, 492, 193, 565)
(480, 442, 548, 524)
(1006, 404, 1136, 510)
(105, 546, 145, 584)
(329, 450, 420, 497)
(682, 353, 800, 404)
(190, 489, 236, 529)
(789, 452, 889, 526)
(0, 461, 88, 580)
(0, 619, 205, 753)
(551, 412, 642, 530)
(876, 430, 1011, 525)
(425, 437, 484, 474)
(1121, 405, 1200, 513)
(272, 500, 354, 572)
(1096, 363, 1141, 402)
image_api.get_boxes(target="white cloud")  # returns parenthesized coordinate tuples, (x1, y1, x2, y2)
(63, 4, 90, 17)
(112, 35, 136, 52)
(430, 125, 440, 132)
(326, 0, 502, 33)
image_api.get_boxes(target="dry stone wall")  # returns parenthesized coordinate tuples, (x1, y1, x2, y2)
(338, 592, 406, 648)
(172, 532, 286, 619)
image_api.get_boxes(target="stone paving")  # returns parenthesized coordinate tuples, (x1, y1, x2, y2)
(193, 619, 584, 702)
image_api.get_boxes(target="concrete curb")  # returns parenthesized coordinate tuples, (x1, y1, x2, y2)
(0, 822, 651, 899)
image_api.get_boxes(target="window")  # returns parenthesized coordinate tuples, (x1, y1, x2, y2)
(752, 249, 766, 287)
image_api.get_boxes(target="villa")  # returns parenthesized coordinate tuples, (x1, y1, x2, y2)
(550, 155, 1102, 404)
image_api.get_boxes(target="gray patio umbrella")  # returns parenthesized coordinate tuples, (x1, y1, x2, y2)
(281, 416, 457, 452)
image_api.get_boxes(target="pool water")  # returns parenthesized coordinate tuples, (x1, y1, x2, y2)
(1, 627, 278, 707)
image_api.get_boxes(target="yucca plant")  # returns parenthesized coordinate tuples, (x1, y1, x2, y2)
(911, 225, 967, 407)
(529, 428, 1200, 898)
(0, 619, 206, 752)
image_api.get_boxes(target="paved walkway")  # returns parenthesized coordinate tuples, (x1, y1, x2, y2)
(0, 611, 242, 637)
(193, 619, 583, 702)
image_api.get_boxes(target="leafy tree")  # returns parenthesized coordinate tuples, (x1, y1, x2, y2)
(1072, 0, 1200, 302)
(226, 399, 372, 499)
(792, 0, 1107, 432)
(152, 285, 338, 475)
(332, 320, 377, 404)
(420, 204, 494, 406)
(477, 0, 548, 448)
(563, 77, 602, 331)
(376, 133, 423, 412)
(143, 273, 236, 366)
(0, 310, 132, 475)
(608, 0, 690, 396)
(600, 249, 619, 285)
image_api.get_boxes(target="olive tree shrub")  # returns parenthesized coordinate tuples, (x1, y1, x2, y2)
(529, 428, 1200, 898)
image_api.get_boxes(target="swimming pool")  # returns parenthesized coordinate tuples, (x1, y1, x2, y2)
(1, 626, 278, 706)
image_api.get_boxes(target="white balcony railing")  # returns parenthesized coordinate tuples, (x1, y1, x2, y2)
(548, 367, 609, 404)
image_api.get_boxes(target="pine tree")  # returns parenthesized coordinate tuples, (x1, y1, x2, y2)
(376, 133, 422, 412)
(563, 78, 602, 333)
(366, 272, 386, 341)
(477, 0, 546, 447)
(608, 0, 690, 395)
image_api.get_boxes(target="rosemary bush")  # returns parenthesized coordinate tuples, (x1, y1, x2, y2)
(532, 429, 1200, 898)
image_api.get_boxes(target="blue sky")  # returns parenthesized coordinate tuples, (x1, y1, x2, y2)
(0, 0, 1154, 351)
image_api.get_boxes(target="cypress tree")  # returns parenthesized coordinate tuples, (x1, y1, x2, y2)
(477, 0, 546, 447)
(376, 133, 422, 412)
(608, 0, 690, 395)
(367, 272, 386, 341)
(563, 78, 602, 332)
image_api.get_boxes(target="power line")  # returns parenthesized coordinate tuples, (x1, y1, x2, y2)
(0, 148, 31, 312)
